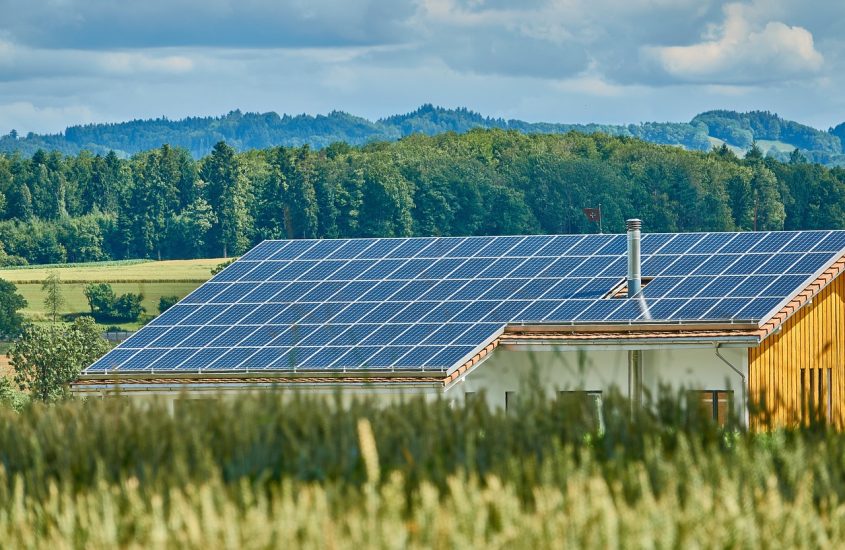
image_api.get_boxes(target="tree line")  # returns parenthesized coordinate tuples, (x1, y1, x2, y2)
(1, 129, 844, 266)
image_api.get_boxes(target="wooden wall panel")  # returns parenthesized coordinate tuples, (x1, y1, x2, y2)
(748, 274, 845, 429)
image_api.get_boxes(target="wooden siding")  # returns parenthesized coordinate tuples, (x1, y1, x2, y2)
(749, 273, 845, 428)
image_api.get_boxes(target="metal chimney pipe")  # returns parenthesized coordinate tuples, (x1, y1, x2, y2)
(626, 219, 643, 414)
(626, 219, 642, 297)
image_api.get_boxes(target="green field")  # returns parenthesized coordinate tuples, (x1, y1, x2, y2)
(0, 258, 223, 330)
(706, 136, 745, 156)
(756, 139, 797, 153)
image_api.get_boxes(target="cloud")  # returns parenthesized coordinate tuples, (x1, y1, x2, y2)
(645, 3, 824, 84)
(0, 39, 198, 81)
(0, 102, 95, 135)
(0, 0, 843, 135)
(0, 0, 414, 49)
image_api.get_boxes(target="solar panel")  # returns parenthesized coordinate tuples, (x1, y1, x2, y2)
(86, 230, 845, 375)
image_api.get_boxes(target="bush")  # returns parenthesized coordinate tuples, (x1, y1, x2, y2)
(9, 316, 109, 402)
(0, 278, 27, 337)
(83, 282, 145, 322)
(112, 292, 144, 321)
(0, 376, 28, 412)
(211, 258, 235, 275)
(83, 283, 115, 316)
(158, 295, 179, 314)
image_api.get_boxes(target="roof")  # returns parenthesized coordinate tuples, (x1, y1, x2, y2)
(81, 230, 845, 379)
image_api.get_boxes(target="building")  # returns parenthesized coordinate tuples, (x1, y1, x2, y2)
(74, 223, 845, 428)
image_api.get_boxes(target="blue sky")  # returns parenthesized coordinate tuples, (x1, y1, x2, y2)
(0, 0, 842, 134)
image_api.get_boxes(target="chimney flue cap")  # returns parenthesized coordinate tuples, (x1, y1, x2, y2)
(626, 219, 642, 231)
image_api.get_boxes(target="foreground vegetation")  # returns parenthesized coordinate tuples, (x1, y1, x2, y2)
(0, 390, 844, 547)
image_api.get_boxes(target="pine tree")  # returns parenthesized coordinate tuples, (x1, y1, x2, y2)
(201, 142, 252, 258)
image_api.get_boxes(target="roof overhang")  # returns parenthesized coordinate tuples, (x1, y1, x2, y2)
(757, 252, 845, 339)
(71, 372, 445, 394)
(442, 321, 762, 385)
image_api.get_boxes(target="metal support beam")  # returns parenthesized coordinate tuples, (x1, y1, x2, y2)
(714, 345, 747, 427)
(628, 349, 643, 412)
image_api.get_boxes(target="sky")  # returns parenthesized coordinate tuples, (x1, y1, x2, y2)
(0, 0, 843, 135)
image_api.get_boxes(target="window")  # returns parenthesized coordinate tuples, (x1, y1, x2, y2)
(801, 367, 833, 423)
(696, 390, 733, 426)
(559, 390, 604, 431)
(505, 391, 517, 413)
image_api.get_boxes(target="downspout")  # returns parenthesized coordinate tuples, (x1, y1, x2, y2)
(714, 344, 747, 427)
(627, 219, 643, 411)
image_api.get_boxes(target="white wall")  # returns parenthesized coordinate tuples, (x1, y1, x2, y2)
(452, 344, 748, 419)
(73, 384, 442, 409)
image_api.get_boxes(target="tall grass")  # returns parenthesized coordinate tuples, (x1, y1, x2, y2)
(1, 388, 844, 547)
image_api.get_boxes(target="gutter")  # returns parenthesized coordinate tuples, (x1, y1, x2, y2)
(499, 335, 760, 348)
(72, 380, 443, 394)
(714, 344, 747, 426)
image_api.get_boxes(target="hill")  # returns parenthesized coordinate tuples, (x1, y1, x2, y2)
(1, 105, 843, 165)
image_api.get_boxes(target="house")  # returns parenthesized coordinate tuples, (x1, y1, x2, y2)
(74, 222, 845, 428)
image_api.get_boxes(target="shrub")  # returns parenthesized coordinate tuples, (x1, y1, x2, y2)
(0, 376, 28, 412)
(0, 278, 27, 337)
(83, 282, 145, 322)
(112, 292, 144, 321)
(211, 258, 235, 275)
(10, 316, 109, 402)
(83, 283, 115, 317)
(158, 295, 179, 314)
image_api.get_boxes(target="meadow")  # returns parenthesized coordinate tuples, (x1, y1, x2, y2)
(0, 258, 221, 329)
(0, 389, 843, 548)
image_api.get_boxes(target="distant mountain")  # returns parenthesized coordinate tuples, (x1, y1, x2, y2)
(1, 104, 843, 165)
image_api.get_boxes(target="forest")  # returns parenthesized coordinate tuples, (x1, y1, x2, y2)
(2, 105, 844, 166)
(1, 128, 844, 267)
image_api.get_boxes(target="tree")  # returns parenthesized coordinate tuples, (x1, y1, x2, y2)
(60, 214, 107, 263)
(158, 295, 178, 313)
(10, 316, 108, 402)
(0, 278, 27, 337)
(749, 164, 786, 230)
(41, 271, 64, 323)
(112, 292, 144, 322)
(202, 141, 252, 257)
(121, 145, 188, 259)
(84, 283, 116, 317)
(283, 147, 319, 238)
(164, 198, 215, 258)
(83, 283, 144, 322)
(6, 180, 33, 220)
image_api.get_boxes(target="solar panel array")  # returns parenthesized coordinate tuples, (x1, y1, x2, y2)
(85, 230, 845, 374)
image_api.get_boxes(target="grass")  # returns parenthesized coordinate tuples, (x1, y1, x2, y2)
(0, 258, 225, 330)
(12, 282, 203, 329)
(756, 139, 797, 153)
(706, 136, 745, 156)
(0, 258, 225, 284)
(0, 389, 844, 547)
(0, 259, 152, 271)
